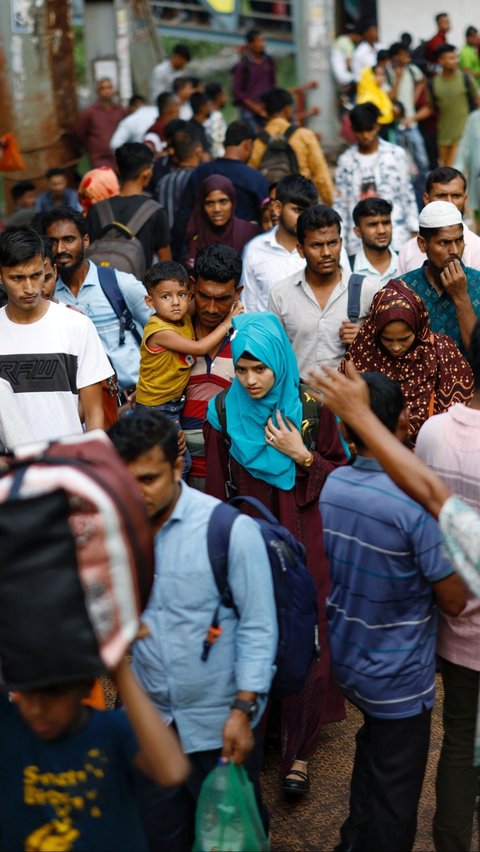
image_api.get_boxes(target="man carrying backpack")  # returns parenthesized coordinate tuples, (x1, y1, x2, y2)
(86, 143, 171, 279)
(248, 88, 334, 205)
(43, 207, 151, 396)
(108, 409, 277, 852)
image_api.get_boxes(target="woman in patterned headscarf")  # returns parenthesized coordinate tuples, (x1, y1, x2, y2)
(341, 279, 474, 441)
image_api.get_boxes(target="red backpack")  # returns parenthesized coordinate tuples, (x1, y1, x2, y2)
(0, 431, 154, 689)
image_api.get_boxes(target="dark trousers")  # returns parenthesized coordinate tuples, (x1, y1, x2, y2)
(433, 657, 480, 852)
(339, 707, 432, 852)
(134, 726, 266, 852)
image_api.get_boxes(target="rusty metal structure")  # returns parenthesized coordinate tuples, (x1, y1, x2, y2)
(0, 0, 79, 210)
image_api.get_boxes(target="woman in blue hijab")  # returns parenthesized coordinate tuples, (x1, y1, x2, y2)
(205, 313, 346, 795)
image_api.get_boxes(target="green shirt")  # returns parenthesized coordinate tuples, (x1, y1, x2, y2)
(459, 44, 480, 88)
(398, 262, 480, 353)
(431, 70, 476, 144)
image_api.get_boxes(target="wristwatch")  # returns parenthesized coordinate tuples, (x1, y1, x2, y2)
(302, 452, 314, 468)
(231, 697, 259, 721)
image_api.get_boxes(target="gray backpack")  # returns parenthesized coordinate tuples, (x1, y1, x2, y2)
(86, 198, 160, 279)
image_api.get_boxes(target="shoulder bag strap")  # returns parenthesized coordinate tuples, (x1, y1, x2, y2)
(347, 273, 366, 323)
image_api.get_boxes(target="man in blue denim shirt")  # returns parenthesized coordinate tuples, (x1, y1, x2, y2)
(109, 410, 277, 852)
(42, 207, 150, 391)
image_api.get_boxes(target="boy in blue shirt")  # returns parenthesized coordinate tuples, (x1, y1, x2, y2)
(0, 658, 189, 851)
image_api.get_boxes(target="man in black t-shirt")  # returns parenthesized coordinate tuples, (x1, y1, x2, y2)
(86, 143, 171, 268)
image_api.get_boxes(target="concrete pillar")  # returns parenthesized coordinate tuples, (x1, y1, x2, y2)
(292, 0, 339, 153)
(0, 0, 79, 212)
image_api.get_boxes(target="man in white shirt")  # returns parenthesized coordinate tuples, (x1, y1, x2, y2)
(352, 21, 384, 82)
(0, 227, 111, 443)
(397, 167, 480, 274)
(149, 43, 191, 104)
(268, 204, 382, 376)
(349, 197, 398, 284)
(241, 174, 318, 312)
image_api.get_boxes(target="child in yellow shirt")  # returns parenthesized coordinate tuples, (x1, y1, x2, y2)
(136, 261, 242, 478)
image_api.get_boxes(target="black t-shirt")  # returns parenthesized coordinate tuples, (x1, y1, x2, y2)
(86, 195, 170, 267)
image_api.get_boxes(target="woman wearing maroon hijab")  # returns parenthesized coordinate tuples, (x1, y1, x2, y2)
(185, 175, 259, 268)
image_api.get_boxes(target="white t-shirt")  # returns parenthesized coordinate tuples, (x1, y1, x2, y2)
(358, 152, 379, 198)
(0, 302, 112, 443)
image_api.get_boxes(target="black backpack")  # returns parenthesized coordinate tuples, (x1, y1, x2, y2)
(86, 198, 160, 280)
(257, 126, 300, 183)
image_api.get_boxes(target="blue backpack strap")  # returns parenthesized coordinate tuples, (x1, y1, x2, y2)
(96, 266, 142, 347)
(203, 502, 240, 662)
(347, 273, 365, 323)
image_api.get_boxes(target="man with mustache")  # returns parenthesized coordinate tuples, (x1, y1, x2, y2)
(399, 200, 480, 352)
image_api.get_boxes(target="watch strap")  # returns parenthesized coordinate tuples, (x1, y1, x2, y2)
(231, 697, 257, 720)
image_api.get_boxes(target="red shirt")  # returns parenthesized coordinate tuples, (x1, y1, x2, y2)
(76, 101, 128, 169)
(425, 32, 447, 64)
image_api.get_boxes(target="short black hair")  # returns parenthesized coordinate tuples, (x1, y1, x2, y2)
(173, 77, 191, 94)
(190, 92, 210, 116)
(353, 197, 393, 224)
(144, 260, 189, 294)
(261, 88, 294, 117)
(163, 118, 189, 141)
(376, 49, 390, 63)
(114, 143, 153, 181)
(11, 181, 35, 202)
(42, 236, 55, 266)
(156, 91, 177, 114)
(42, 207, 87, 238)
(436, 12, 449, 24)
(171, 129, 201, 161)
(0, 227, 44, 268)
(348, 372, 404, 450)
(419, 221, 464, 243)
(389, 41, 410, 58)
(193, 244, 243, 286)
(172, 43, 191, 62)
(46, 167, 66, 179)
(205, 82, 224, 101)
(426, 166, 466, 192)
(225, 120, 255, 146)
(246, 28, 262, 44)
(435, 43, 456, 59)
(275, 174, 318, 208)
(468, 320, 480, 390)
(350, 102, 381, 131)
(466, 26, 478, 38)
(128, 93, 146, 108)
(297, 204, 342, 244)
(108, 409, 179, 466)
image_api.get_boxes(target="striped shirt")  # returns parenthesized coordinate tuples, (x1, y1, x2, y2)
(156, 167, 194, 231)
(182, 334, 233, 480)
(416, 404, 480, 671)
(320, 456, 453, 718)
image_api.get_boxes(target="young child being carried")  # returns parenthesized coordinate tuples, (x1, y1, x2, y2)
(136, 261, 243, 477)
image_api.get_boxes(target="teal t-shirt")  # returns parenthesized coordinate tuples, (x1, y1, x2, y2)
(0, 698, 147, 851)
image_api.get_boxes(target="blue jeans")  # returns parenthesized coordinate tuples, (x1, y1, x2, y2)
(135, 398, 191, 480)
(396, 125, 429, 171)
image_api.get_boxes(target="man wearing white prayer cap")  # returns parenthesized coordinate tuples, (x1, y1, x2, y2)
(398, 200, 480, 352)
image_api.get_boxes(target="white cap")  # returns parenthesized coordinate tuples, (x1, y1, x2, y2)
(418, 200, 462, 229)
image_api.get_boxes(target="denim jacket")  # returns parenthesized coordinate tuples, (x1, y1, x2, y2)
(133, 483, 278, 754)
(56, 261, 151, 388)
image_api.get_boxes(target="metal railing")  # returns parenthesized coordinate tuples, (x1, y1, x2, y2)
(149, 0, 294, 46)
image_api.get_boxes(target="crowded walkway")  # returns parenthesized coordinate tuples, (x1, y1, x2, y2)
(1, 6, 480, 851)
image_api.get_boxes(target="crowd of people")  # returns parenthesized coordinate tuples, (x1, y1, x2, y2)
(2, 13, 480, 852)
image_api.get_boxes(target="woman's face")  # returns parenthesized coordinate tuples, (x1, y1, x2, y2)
(204, 190, 233, 228)
(235, 357, 275, 399)
(378, 320, 416, 358)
